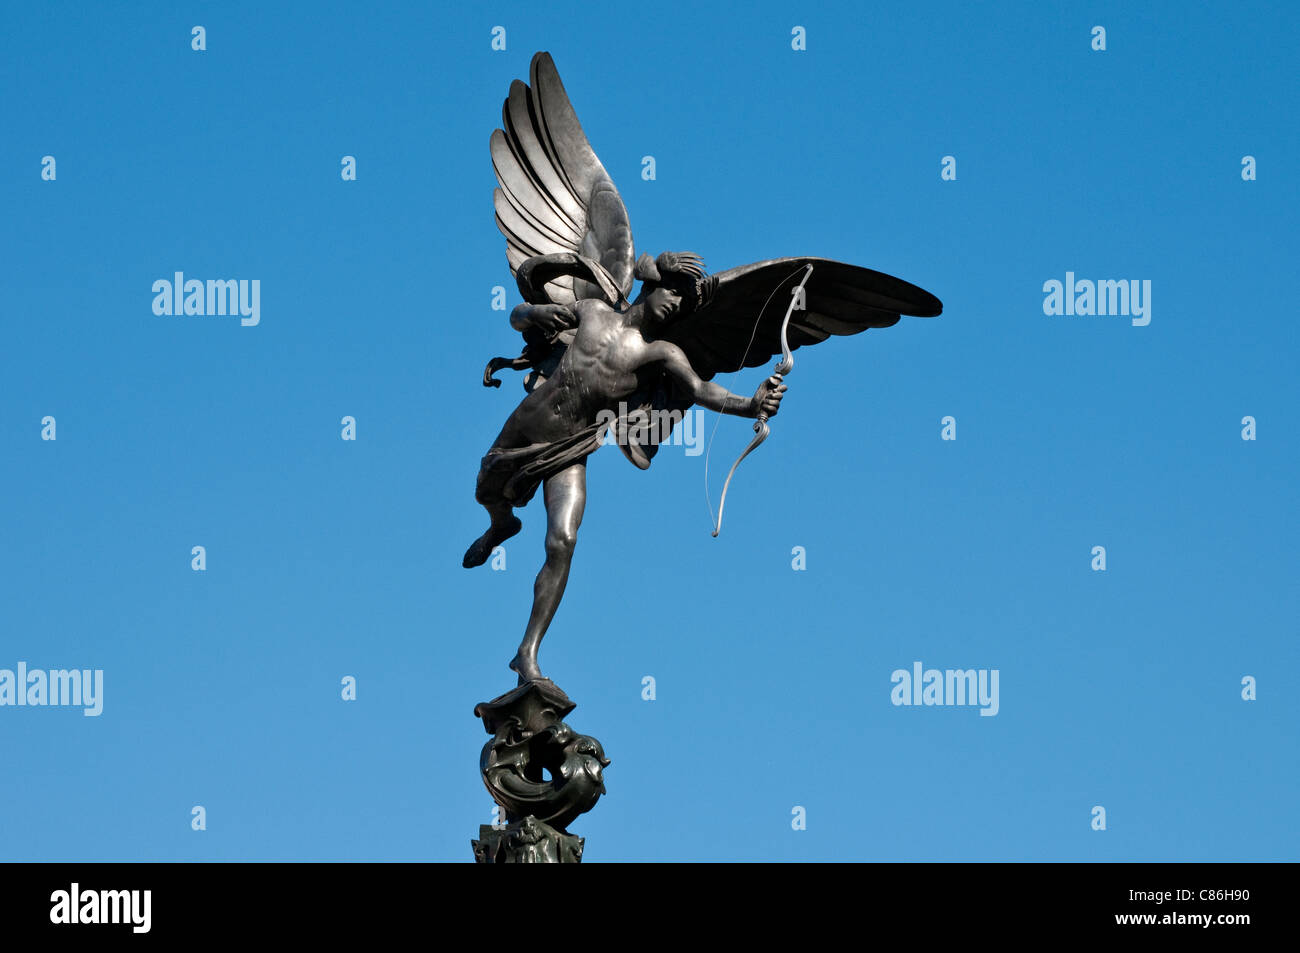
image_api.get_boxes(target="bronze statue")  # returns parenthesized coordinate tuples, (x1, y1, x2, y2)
(467, 52, 942, 685)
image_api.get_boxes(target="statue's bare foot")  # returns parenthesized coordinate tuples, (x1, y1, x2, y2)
(510, 651, 544, 684)
(462, 515, 522, 568)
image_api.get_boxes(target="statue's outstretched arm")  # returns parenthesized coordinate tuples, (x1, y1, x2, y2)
(649, 342, 783, 418)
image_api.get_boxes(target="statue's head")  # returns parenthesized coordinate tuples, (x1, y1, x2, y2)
(633, 251, 715, 328)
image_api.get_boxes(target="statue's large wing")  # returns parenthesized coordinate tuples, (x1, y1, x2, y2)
(491, 52, 635, 306)
(662, 257, 942, 381)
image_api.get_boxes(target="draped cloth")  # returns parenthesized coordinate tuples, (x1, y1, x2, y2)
(474, 388, 687, 508)
(475, 420, 606, 507)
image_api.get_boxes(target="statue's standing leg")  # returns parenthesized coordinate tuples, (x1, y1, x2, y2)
(510, 459, 586, 681)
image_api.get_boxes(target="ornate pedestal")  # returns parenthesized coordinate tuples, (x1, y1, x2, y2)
(471, 679, 609, 863)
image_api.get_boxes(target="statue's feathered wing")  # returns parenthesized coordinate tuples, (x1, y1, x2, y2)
(491, 52, 634, 306)
(662, 257, 942, 381)
(620, 259, 940, 467)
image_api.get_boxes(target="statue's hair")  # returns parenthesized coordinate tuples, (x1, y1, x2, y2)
(635, 251, 716, 315)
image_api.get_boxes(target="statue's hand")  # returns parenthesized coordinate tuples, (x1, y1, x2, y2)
(532, 304, 577, 337)
(752, 375, 787, 418)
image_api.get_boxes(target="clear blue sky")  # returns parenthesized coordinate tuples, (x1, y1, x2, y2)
(2, 0, 1296, 861)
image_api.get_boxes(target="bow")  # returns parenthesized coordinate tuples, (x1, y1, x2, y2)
(707, 263, 814, 537)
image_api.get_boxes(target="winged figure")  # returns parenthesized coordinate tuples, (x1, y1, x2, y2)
(467, 52, 942, 684)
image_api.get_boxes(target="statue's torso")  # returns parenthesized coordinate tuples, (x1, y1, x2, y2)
(510, 300, 650, 443)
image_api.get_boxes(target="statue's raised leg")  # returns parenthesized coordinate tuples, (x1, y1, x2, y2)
(462, 501, 522, 569)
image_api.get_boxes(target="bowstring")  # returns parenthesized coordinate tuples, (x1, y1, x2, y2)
(703, 263, 811, 532)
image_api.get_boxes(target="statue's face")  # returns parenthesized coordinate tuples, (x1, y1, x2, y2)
(645, 286, 682, 325)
